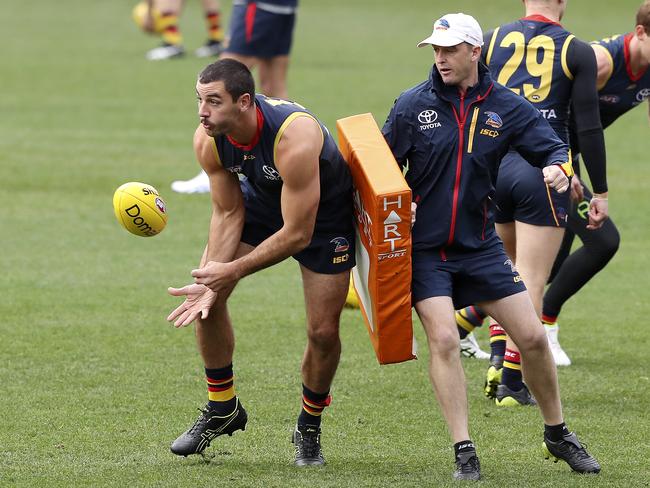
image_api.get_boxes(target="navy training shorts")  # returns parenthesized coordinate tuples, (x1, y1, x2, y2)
(495, 151, 569, 227)
(225, 3, 296, 58)
(411, 244, 527, 309)
(240, 201, 355, 275)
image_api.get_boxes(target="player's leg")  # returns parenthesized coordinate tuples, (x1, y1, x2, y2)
(258, 56, 290, 99)
(170, 242, 254, 456)
(415, 296, 480, 480)
(496, 222, 565, 404)
(543, 181, 620, 325)
(481, 292, 559, 417)
(480, 292, 600, 473)
(145, 0, 186, 60)
(195, 0, 225, 57)
(293, 265, 349, 466)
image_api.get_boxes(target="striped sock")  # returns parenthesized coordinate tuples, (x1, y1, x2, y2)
(206, 364, 236, 414)
(159, 12, 182, 45)
(456, 306, 486, 339)
(501, 348, 523, 391)
(205, 11, 224, 42)
(542, 314, 558, 326)
(489, 323, 507, 363)
(298, 384, 331, 428)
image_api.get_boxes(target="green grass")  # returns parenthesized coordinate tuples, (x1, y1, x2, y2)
(1, 1, 649, 486)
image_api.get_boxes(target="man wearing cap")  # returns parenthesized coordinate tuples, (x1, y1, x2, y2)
(382, 12, 600, 480)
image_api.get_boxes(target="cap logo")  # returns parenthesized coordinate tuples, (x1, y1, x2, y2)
(435, 18, 450, 30)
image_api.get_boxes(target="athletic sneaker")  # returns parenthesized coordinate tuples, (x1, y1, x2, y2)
(483, 358, 503, 399)
(195, 40, 224, 58)
(171, 170, 210, 194)
(495, 383, 537, 407)
(146, 43, 185, 61)
(543, 432, 601, 474)
(545, 324, 571, 366)
(170, 399, 247, 456)
(460, 332, 490, 360)
(453, 450, 481, 481)
(292, 424, 325, 466)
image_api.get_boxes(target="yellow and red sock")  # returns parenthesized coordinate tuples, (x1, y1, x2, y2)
(542, 314, 557, 326)
(204, 10, 224, 42)
(159, 12, 182, 46)
(489, 323, 507, 362)
(206, 364, 236, 414)
(298, 384, 331, 427)
(456, 306, 487, 339)
(501, 348, 523, 390)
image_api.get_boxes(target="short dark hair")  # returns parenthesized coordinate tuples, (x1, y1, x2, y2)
(198, 59, 255, 102)
(637, 0, 650, 34)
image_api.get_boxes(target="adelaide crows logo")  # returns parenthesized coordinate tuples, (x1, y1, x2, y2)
(330, 237, 350, 253)
(436, 18, 450, 30)
(484, 111, 503, 129)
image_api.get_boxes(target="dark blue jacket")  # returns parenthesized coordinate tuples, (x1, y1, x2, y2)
(383, 63, 569, 257)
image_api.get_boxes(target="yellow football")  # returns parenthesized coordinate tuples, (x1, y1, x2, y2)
(113, 182, 168, 237)
(132, 1, 165, 34)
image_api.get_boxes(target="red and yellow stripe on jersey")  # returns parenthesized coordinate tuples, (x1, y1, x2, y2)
(337, 113, 416, 365)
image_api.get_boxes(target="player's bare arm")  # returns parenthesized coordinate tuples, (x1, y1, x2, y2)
(194, 125, 246, 265)
(167, 127, 245, 327)
(592, 44, 614, 90)
(193, 115, 322, 292)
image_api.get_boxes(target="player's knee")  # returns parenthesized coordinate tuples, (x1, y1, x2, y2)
(426, 324, 459, 356)
(518, 327, 547, 354)
(307, 323, 340, 351)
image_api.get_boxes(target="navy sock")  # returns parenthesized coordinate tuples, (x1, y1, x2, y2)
(545, 422, 570, 442)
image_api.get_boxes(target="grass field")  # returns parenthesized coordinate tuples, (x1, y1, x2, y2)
(1, 1, 649, 486)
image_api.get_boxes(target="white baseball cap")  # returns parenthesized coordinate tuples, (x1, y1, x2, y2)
(417, 13, 484, 48)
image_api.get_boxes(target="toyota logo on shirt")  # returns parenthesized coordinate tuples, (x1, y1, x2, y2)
(418, 109, 438, 124)
(636, 88, 650, 102)
(418, 109, 442, 131)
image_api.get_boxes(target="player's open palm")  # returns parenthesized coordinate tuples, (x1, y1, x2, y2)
(167, 283, 217, 328)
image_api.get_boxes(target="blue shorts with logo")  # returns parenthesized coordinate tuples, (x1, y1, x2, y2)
(411, 244, 526, 309)
(225, 3, 296, 58)
(495, 151, 569, 227)
(240, 185, 355, 275)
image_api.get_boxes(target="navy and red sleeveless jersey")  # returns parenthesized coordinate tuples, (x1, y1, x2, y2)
(593, 33, 650, 129)
(484, 15, 576, 143)
(213, 94, 351, 232)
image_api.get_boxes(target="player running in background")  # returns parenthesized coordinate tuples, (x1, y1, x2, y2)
(542, 0, 650, 356)
(172, 0, 299, 193)
(166, 59, 355, 466)
(456, 0, 609, 406)
(384, 12, 599, 480)
(133, 0, 226, 60)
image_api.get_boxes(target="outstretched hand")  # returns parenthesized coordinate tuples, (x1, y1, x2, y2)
(167, 283, 217, 328)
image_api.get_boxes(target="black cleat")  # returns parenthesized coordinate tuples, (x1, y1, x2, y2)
(170, 399, 247, 456)
(495, 383, 537, 407)
(543, 432, 601, 474)
(453, 450, 481, 481)
(292, 424, 325, 466)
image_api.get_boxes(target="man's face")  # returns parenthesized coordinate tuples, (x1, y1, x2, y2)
(433, 43, 477, 86)
(195, 80, 244, 137)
